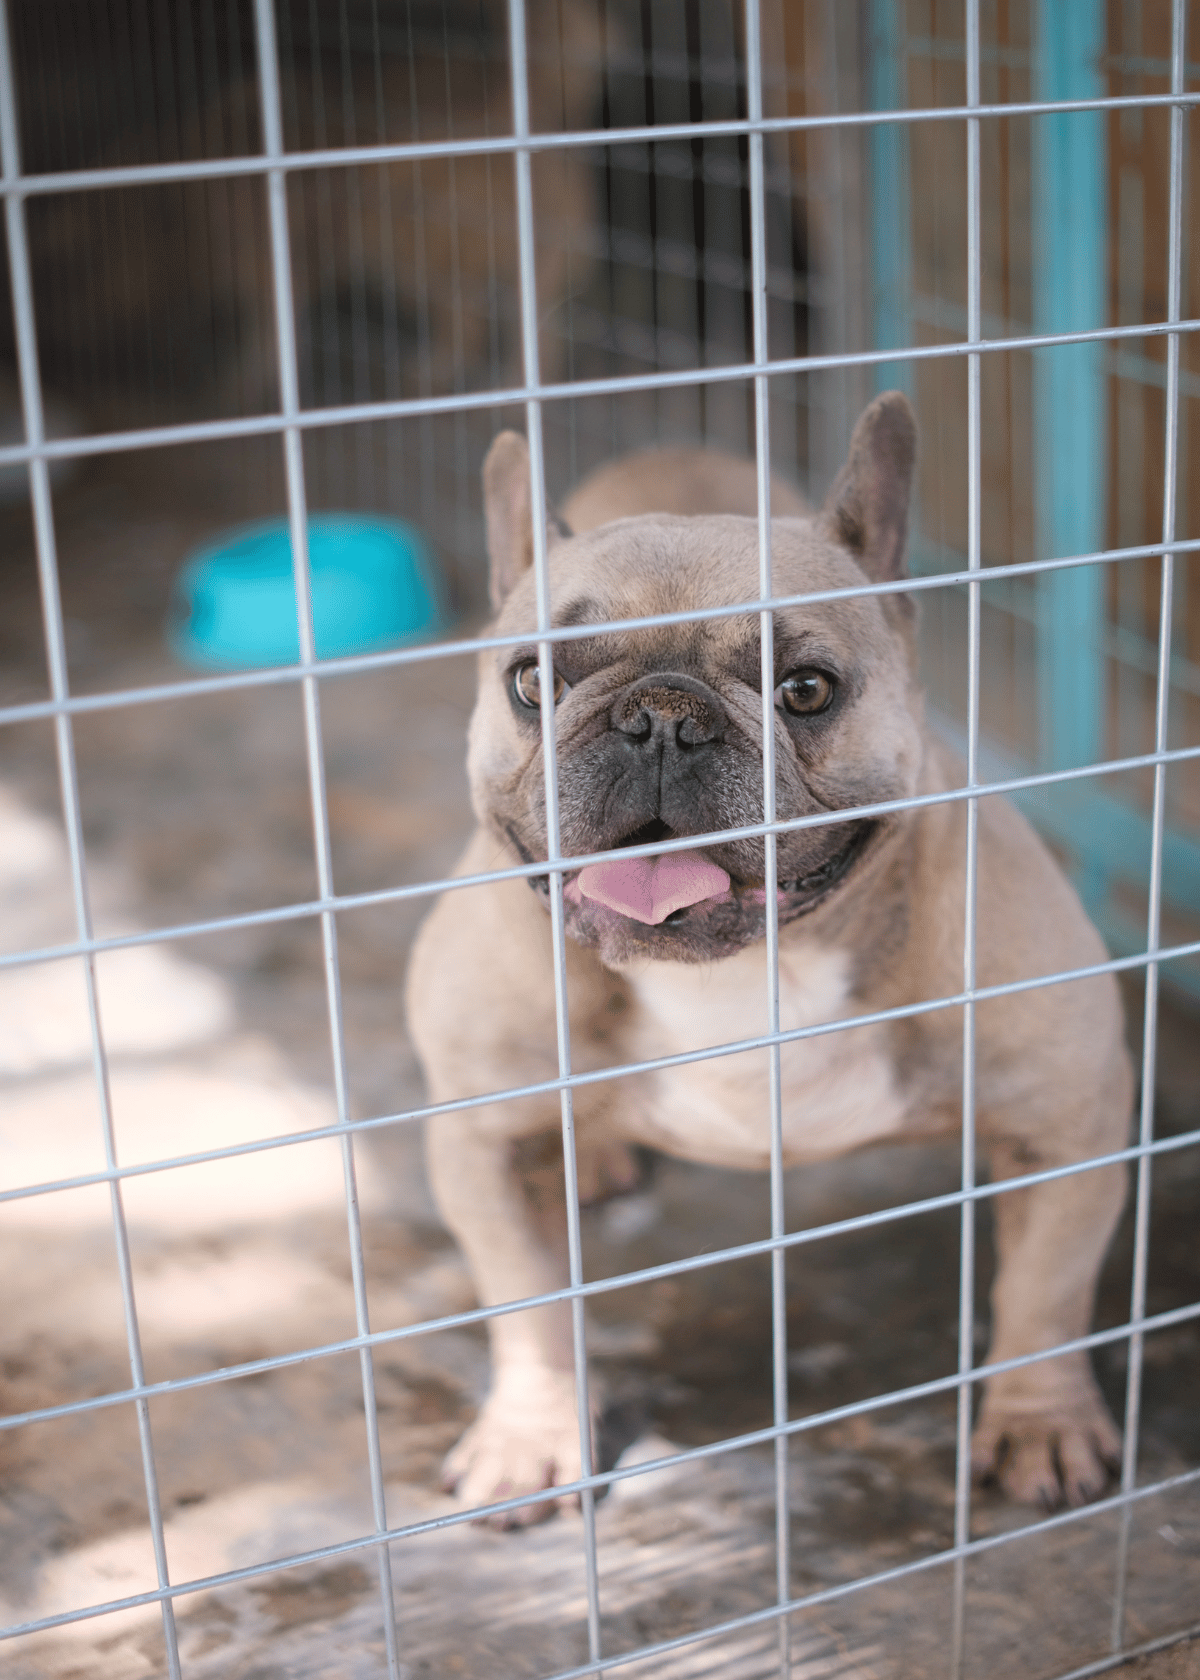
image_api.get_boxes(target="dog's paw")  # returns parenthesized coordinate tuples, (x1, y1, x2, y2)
(971, 1394, 1122, 1509)
(441, 1370, 590, 1529)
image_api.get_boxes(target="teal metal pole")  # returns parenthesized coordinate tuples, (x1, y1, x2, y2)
(869, 0, 913, 397)
(1033, 2, 1109, 788)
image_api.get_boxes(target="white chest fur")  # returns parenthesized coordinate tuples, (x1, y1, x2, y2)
(618, 939, 908, 1168)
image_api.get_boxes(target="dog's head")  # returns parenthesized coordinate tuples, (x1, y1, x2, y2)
(469, 394, 925, 966)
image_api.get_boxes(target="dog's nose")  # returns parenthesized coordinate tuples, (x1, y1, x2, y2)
(612, 673, 727, 749)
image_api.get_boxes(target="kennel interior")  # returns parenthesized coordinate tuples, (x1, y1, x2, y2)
(866, 0, 1200, 996)
(0, 2, 1198, 1678)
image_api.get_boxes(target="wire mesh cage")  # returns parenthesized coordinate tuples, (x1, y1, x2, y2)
(867, 0, 1200, 999)
(0, 3, 1198, 1679)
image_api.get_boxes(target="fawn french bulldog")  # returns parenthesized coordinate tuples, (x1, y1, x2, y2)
(407, 393, 1129, 1526)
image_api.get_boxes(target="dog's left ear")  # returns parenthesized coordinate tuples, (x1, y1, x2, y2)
(819, 391, 917, 582)
(482, 431, 571, 611)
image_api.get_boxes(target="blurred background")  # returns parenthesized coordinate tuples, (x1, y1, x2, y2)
(0, 6, 1197, 1679)
(0, 0, 1196, 987)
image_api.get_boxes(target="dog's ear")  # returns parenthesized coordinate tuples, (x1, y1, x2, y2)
(819, 392, 917, 583)
(482, 431, 571, 611)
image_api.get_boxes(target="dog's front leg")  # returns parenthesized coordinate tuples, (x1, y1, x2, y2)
(427, 1109, 592, 1527)
(972, 1137, 1126, 1508)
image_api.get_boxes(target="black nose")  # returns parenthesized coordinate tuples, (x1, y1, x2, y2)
(612, 673, 727, 750)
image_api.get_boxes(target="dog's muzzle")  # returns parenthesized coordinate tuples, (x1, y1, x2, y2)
(611, 672, 727, 752)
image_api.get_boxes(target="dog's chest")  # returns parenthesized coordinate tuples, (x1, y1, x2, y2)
(617, 941, 908, 1167)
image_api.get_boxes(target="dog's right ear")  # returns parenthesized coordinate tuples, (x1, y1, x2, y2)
(482, 432, 571, 611)
(819, 391, 917, 583)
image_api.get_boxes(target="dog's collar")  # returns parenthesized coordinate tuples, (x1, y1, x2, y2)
(775, 818, 878, 915)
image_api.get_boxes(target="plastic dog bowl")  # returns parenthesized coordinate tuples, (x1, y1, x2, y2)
(168, 514, 439, 670)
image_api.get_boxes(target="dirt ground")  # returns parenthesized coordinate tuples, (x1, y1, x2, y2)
(1, 443, 1198, 1680)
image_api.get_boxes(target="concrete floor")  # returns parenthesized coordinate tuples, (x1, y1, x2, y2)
(0, 446, 1198, 1679)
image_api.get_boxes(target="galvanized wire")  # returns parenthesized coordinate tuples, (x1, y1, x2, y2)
(506, 0, 604, 1660)
(741, 5, 791, 1673)
(248, 0, 402, 1670)
(1, 88, 1198, 205)
(1111, 0, 1190, 1654)
(0, 3, 182, 1672)
(1, 4, 1197, 1675)
(950, 7, 983, 1671)
(0, 313, 1196, 478)
(5, 1454, 1199, 1654)
(4, 734, 1200, 977)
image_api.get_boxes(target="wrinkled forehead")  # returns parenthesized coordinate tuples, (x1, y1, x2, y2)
(517, 514, 883, 668)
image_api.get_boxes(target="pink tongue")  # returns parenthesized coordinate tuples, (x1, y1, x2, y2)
(577, 854, 731, 925)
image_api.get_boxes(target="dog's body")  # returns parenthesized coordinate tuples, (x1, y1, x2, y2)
(408, 396, 1130, 1526)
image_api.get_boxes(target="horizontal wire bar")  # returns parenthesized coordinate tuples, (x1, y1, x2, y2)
(3, 1015, 1197, 1213)
(2, 88, 1198, 201)
(0, 315, 1196, 476)
(1, 32, 1194, 1677)
(1051, 1623, 1200, 1680)
(8, 934, 1198, 1177)
(3, 530, 1199, 735)
(912, 290, 1200, 404)
(4, 1138, 1197, 1435)
(526, 1466, 1200, 1680)
(3, 532, 1200, 733)
(2, 736, 1197, 975)
(4, 900, 1200, 1206)
(2, 76, 1195, 1673)
(2, 1444, 1196, 1650)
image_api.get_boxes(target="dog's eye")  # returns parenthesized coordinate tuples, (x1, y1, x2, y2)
(512, 661, 567, 709)
(777, 668, 835, 716)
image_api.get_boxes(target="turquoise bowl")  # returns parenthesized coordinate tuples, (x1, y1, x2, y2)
(168, 514, 439, 670)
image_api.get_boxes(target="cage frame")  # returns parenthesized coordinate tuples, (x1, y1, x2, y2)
(0, 2, 1198, 1677)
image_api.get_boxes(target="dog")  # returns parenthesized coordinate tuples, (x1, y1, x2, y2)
(406, 392, 1130, 1527)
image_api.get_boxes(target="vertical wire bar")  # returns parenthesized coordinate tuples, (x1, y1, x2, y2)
(507, 0, 603, 1664)
(1110, 0, 1187, 1652)
(950, 6, 982, 1676)
(744, 5, 789, 1674)
(0, 9, 182, 1675)
(250, 4, 402, 1674)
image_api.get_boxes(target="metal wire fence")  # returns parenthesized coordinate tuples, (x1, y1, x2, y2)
(0, 1, 1198, 1677)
